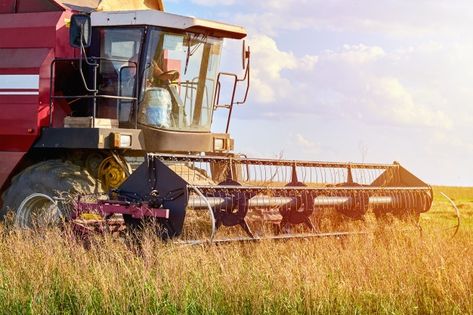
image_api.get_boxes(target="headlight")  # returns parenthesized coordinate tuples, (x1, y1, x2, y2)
(112, 133, 132, 148)
(213, 138, 225, 151)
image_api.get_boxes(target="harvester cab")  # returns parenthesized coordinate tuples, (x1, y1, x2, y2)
(54, 8, 248, 154)
(0, 0, 433, 242)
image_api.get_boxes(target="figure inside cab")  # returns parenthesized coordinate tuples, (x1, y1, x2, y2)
(139, 51, 182, 129)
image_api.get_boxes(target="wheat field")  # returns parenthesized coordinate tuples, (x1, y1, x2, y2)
(0, 186, 470, 314)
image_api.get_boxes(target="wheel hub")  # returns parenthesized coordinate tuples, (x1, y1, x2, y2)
(16, 193, 62, 228)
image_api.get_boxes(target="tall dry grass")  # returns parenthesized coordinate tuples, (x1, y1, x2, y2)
(0, 228, 470, 314)
(0, 186, 470, 314)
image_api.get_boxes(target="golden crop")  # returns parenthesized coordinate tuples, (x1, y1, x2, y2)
(0, 186, 470, 314)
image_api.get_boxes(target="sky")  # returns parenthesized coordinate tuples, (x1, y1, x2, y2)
(165, 0, 473, 186)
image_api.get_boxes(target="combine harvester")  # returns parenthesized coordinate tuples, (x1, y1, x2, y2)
(0, 0, 433, 242)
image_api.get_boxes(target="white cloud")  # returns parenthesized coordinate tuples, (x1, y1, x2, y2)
(433, 131, 473, 154)
(367, 77, 452, 128)
(246, 34, 318, 103)
(237, 38, 453, 129)
(229, 0, 473, 39)
(176, 0, 473, 184)
(329, 44, 385, 64)
(295, 133, 317, 149)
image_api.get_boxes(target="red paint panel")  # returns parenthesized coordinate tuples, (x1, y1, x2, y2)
(0, 11, 75, 58)
(0, 89, 37, 93)
(0, 151, 25, 192)
(0, 0, 63, 14)
(0, 69, 39, 75)
(0, 11, 62, 28)
(16, 0, 63, 13)
(0, 93, 40, 151)
(0, 100, 38, 142)
(55, 12, 76, 58)
(0, 28, 57, 48)
(0, 47, 53, 151)
(0, 12, 65, 51)
(0, 48, 51, 69)
(0, 9, 77, 155)
(0, 94, 38, 104)
(38, 49, 55, 127)
(0, 135, 38, 151)
(0, 0, 16, 14)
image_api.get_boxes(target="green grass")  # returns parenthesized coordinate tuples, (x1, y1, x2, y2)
(424, 186, 473, 230)
(0, 186, 470, 314)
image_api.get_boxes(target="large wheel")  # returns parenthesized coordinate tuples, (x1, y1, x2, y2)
(1, 160, 100, 228)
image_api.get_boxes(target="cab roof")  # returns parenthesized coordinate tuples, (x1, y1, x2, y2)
(91, 10, 247, 39)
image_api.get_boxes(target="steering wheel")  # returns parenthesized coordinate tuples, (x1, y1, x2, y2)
(156, 70, 180, 82)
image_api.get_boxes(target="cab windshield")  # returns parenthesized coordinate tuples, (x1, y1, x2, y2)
(139, 29, 222, 132)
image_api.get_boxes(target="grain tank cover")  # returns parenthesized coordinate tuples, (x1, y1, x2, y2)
(96, 0, 164, 11)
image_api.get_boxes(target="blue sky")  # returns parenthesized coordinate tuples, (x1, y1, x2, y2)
(166, 0, 473, 186)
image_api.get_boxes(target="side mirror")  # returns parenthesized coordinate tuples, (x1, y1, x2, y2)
(69, 14, 91, 48)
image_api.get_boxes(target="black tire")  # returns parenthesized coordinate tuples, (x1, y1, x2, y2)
(1, 160, 101, 228)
